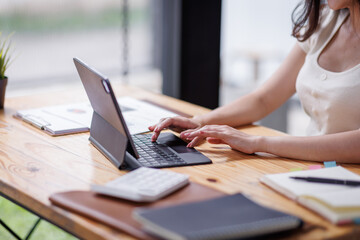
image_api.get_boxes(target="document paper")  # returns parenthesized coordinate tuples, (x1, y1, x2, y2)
(16, 97, 178, 135)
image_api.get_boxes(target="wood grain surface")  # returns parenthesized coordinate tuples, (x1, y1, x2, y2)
(0, 83, 359, 240)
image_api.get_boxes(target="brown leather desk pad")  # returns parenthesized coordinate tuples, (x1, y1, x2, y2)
(49, 182, 225, 239)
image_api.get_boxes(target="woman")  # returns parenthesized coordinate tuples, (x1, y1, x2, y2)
(149, 0, 360, 163)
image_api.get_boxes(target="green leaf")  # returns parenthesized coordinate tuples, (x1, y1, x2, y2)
(0, 32, 15, 79)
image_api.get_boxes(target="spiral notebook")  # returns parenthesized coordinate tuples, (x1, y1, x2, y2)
(133, 193, 303, 240)
(260, 166, 360, 225)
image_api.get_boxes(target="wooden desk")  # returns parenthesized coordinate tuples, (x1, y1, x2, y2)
(1, 83, 359, 240)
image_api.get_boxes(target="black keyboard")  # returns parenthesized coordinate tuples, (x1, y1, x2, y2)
(132, 134, 187, 168)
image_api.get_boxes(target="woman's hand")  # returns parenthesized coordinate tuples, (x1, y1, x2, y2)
(181, 125, 261, 154)
(149, 116, 202, 142)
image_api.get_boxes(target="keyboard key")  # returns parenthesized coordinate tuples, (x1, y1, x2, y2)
(132, 134, 186, 167)
(91, 167, 190, 202)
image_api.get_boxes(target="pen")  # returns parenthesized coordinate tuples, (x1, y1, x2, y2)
(290, 176, 360, 186)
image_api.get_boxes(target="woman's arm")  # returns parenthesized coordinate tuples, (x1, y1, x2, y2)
(258, 130, 360, 163)
(182, 125, 360, 163)
(194, 43, 306, 127)
(150, 44, 306, 141)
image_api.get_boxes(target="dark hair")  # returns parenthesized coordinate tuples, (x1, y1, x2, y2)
(292, 0, 360, 42)
(291, 0, 321, 42)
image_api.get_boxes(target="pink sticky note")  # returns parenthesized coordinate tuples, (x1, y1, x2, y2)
(309, 165, 322, 170)
(338, 219, 353, 226)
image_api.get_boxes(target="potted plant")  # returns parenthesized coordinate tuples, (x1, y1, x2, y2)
(0, 32, 14, 109)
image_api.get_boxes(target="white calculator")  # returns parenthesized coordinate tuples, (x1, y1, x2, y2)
(91, 167, 189, 202)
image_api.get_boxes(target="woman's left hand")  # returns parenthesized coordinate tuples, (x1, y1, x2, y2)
(180, 125, 261, 154)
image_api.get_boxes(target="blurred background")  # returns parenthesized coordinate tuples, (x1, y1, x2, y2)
(0, 0, 309, 238)
(1, 0, 309, 136)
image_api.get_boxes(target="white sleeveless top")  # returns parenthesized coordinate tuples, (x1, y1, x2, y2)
(296, 7, 360, 136)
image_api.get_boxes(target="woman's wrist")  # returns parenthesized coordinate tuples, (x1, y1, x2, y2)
(192, 112, 221, 127)
(254, 136, 270, 153)
(192, 115, 206, 127)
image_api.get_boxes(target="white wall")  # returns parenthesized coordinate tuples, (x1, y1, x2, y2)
(221, 0, 300, 86)
(222, 0, 299, 55)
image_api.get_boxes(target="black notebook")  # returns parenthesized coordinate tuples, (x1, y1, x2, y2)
(133, 193, 303, 240)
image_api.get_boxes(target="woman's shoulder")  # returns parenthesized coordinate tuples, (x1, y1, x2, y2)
(298, 7, 347, 54)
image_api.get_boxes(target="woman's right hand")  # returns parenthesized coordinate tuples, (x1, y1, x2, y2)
(149, 116, 202, 142)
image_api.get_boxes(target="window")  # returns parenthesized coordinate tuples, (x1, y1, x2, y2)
(221, 0, 308, 135)
(0, 0, 159, 96)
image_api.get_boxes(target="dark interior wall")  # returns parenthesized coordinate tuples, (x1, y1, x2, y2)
(160, 0, 222, 109)
(180, 0, 222, 109)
